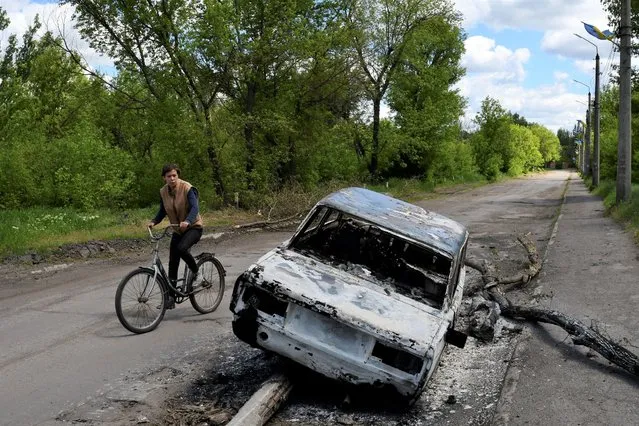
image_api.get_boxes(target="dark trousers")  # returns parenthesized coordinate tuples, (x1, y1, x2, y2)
(168, 227, 203, 282)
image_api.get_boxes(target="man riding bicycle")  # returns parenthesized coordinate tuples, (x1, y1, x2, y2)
(148, 163, 203, 309)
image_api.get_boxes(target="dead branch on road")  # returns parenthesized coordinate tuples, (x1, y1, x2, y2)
(234, 213, 304, 230)
(464, 233, 639, 379)
(489, 289, 639, 377)
(465, 232, 541, 290)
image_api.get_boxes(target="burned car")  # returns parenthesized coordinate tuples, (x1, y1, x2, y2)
(230, 187, 469, 401)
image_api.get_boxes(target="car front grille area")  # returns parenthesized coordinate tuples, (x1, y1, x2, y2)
(371, 341, 424, 375)
(243, 286, 288, 317)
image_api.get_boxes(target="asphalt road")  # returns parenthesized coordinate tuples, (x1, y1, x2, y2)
(0, 232, 289, 425)
(1, 170, 636, 425)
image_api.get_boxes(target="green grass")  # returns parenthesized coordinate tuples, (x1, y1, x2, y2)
(0, 173, 495, 258)
(0, 206, 260, 257)
(0, 207, 153, 256)
(593, 179, 639, 242)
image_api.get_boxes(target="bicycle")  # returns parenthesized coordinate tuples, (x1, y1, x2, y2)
(115, 225, 226, 334)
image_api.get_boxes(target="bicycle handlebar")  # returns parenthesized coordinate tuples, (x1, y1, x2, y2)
(147, 224, 180, 241)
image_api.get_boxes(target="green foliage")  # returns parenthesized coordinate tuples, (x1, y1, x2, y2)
(556, 128, 576, 166)
(0, 16, 138, 210)
(596, 84, 639, 184)
(530, 124, 561, 164)
(593, 179, 639, 241)
(505, 124, 542, 175)
(468, 97, 554, 180)
(470, 97, 509, 179)
(0, 2, 545, 237)
(385, 11, 468, 180)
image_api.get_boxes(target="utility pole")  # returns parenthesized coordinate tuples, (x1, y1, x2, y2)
(585, 92, 591, 176)
(574, 34, 601, 185)
(617, 0, 632, 203)
(573, 79, 591, 176)
(593, 52, 600, 186)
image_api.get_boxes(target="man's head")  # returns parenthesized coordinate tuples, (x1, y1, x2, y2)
(162, 163, 180, 188)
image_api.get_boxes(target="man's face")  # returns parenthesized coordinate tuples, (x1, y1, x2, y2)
(163, 170, 179, 188)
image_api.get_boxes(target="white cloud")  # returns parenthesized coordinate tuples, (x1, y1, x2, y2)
(0, 0, 114, 73)
(452, 0, 618, 132)
(458, 71, 589, 132)
(455, 0, 609, 32)
(463, 36, 530, 83)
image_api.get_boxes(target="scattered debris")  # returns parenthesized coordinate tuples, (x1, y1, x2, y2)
(465, 233, 639, 378)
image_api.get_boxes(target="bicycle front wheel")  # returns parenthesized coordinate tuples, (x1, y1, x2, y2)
(188, 256, 225, 314)
(115, 268, 166, 334)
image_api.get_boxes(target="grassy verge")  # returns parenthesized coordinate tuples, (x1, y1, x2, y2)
(0, 206, 259, 258)
(592, 179, 639, 242)
(1, 175, 491, 258)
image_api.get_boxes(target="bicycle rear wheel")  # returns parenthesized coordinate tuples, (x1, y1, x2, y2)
(115, 268, 166, 334)
(188, 256, 225, 314)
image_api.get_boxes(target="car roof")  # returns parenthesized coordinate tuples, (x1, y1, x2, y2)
(317, 187, 468, 257)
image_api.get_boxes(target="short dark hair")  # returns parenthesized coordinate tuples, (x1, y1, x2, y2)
(161, 163, 181, 177)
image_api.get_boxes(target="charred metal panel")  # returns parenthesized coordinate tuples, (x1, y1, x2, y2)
(310, 187, 468, 258)
(243, 250, 448, 354)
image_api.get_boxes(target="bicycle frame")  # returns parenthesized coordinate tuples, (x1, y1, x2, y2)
(146, 226, 196, 299)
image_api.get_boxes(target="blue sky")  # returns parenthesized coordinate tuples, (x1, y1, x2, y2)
(2, 0, 621, 133)
(454, 0, 618, 132)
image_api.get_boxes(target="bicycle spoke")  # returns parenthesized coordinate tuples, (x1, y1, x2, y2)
(116, 269, 166, 334)
(189, 257, 225, 314)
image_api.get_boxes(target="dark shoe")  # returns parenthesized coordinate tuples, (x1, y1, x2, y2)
(166, 295, 176, 309)
(157, 295, 175, 310)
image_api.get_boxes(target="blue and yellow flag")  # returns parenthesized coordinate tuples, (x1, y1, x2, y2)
(583, 22, 614, 40)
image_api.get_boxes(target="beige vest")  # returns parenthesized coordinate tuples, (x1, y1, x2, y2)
(160, 179, 203, 233)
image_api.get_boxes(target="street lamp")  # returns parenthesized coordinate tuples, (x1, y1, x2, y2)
(574, 33, 601, 186)
(573, 79, 592, 177)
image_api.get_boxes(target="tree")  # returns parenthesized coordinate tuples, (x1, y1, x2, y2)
(65, 0, 234, 197)
(600, 0, 639, 85)
(385, 13, 467, 179)
(346, 0, 458, 178)
(0, 14, 135, 209)
(557, 128, 576, 166)
(470, 96, 511, 179)
(530, 124, 561, 165)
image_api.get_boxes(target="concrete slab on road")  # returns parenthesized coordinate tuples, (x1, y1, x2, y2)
(494, 173, 639, 426)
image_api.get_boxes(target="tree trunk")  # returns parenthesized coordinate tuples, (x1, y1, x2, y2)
(245, 80, 257, 189)
(204, 111, 225, 198)
(370, 96, 381, 177)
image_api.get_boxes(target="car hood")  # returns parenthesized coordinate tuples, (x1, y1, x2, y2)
(248, 249, 450, 354)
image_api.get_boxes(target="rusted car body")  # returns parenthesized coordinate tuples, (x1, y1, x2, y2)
(230, 187, 469, 400)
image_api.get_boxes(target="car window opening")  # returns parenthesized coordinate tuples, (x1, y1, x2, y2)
(290, 207, 452, 308)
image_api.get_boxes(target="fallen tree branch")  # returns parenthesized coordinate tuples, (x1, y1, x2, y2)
(234, 213, 304, 230)
(464, 233, 639, 377)
(499, 233, 541, 287)
(488, 289, 639, 378)
(465, 233, 541, 289)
